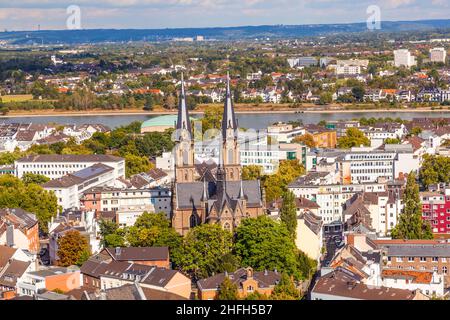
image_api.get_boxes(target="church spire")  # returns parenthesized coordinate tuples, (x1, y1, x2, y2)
(221, 72, 238, 141)
(176, 73, 192, 140)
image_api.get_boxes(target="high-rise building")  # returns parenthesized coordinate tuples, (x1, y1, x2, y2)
(394, 49, 416, 68)
(430, 47, 447, 63)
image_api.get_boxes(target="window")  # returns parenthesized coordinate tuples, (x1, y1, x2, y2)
(432, 257, 439, 262)
(223, 222, 231, 232)
(396, 257, 403, 262)
(189, 214, 198, 228)
(247, 285, 254, 292)
(408, 257, 414, 262)
(443, 267, 448, 274)
(420, 257, 426, 262)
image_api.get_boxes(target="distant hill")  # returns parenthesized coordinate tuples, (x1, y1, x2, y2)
(1, 19, 450, 45)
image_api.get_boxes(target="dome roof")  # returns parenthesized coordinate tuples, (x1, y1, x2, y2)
(141, 115, 178, 129)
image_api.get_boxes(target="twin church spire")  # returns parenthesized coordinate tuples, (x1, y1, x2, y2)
(176, 72, 241, 182)
(176, 72, 237, 142)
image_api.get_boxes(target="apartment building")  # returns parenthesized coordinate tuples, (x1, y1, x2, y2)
(15, 154, 125, 180)
(338, 145, 419, 184)
(81, 186, 172, 226)
(376, 239, 450, 285)
(267, 123, 305, 143)
(343, 191, 403, 236)
(430, 47, 447, 63)
(43, 163, 118, 210)
(289, 172, 388, 223)
(421, 188, 450, 234)
(394, 49, 417, 68)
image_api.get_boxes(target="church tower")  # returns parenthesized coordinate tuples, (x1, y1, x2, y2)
(221, 73, 241, 181)
(174, 73, 195, 183)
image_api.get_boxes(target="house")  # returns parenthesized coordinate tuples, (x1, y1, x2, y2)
(197, 267, 282, 300)
(16, 266, 81, 297)
(0, 208, 39, 253)
(296, 211, 323, 262)
(0, 245, 37, 298)
(100, 247, 170, 268)
(80, 283, 187, 300)
(80, 258, 191, 299)
(381, 269, 445, 298)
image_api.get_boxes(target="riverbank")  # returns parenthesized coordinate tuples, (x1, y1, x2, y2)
(2, 107, 449, 118)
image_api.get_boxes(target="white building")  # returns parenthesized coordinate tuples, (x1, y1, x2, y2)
(43, 163, 119, 210)
(267, 123, 305, 143)
(15, 154, 125, 180)
(429, 47, 447, 63)
(394, 49, 417, 68)
(80, 186, 172, 226)
(381, 271, 445, 298)
(339, 145, 419, 184)
(289, 172, 389, 223)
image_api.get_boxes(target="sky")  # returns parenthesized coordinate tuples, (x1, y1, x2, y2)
(0, 0, 449, 31)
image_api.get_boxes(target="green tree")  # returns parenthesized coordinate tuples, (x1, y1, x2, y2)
(270, 273, 300, 300)
(22, 172, 50, 185)
(124, 154, 153, 177)
(235, 216, 301, 279)
(351, 86, 365, 101)
(0, 175, 58, 233)
(337, 128, 370, 148)
(419, 155, 450, 188)
(391, 172, 433, 240)
(178, 224, 233, 278)
(292, 133, 315, 148)
(319, 92, 333, 105)
(263, 160, 305, 202)
(280, 191, 297, 239)
(242, 165, 262, 180)
(216, 277, 239, 300)
(201, 106, 223, 134)
(384, 138, 401, 144)
(297, 250, 317, 280)
(57, 230, 90, 267)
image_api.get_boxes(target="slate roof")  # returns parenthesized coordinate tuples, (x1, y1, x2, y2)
(312, 269, 419, 300)
(176, 180, 262, 209)
(0, 208, 38, 230)
(0, 259, 31, 288)
(197, 268, 281, 291)
(0, 246, 17, 269)
(104, 247, 169, 262)
(43, 163, 114, 188)
(381, 243, 450, 257)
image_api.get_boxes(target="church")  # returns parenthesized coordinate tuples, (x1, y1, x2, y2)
(171, 74, 266, 236)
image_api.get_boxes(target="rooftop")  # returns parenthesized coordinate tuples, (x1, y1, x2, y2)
(17, 154, 123, 163)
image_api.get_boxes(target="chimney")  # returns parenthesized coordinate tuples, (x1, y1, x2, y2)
(6, 225, 14, 247)
(115, 247, 121, 257)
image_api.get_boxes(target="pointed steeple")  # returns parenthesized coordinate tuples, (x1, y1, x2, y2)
(221, 72, 238, 140)
(238, 179, 245, 200)
(201, 179, 209, 202)
(176, 73, 192, 140)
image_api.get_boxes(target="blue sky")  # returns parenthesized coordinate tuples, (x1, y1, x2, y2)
(0, 0, 448, 31)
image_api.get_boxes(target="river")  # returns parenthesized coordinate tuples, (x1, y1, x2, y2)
(1, 111, 450, 129)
